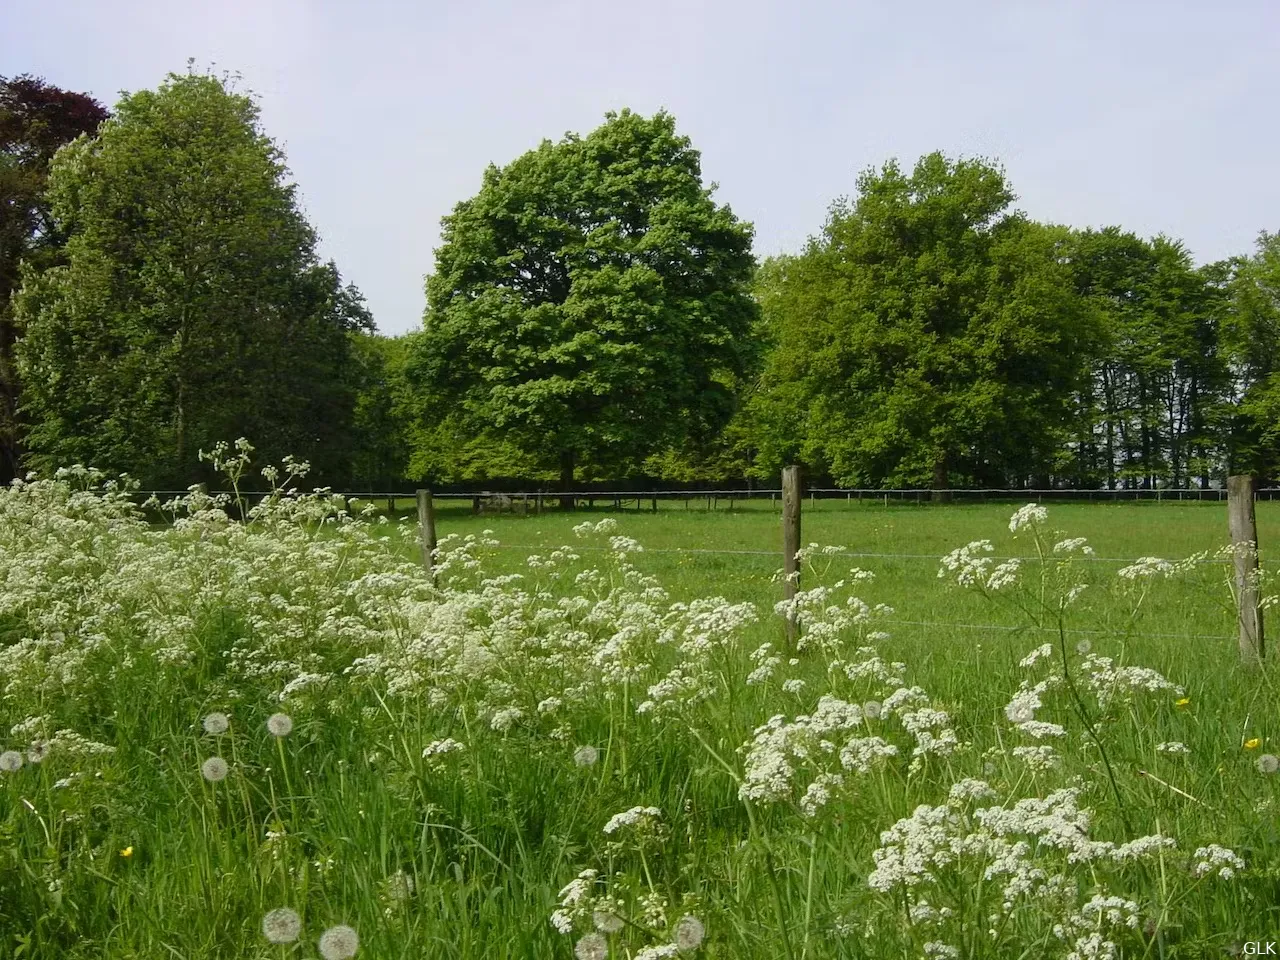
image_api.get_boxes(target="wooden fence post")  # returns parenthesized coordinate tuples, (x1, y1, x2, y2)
(1228, 475, 1264, 664)
(417, 489, 437, 583)
(782, 465, 802, 652)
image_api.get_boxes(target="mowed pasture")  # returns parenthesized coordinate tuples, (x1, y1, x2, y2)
(2, 480, 1278, 959)
(389, 496, 1273, 678)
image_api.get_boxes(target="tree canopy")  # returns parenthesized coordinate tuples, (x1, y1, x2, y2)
(411, 109, 759, 494)
(749, 153, 1093, 490)
(13, 70, 369, 488)
(0, 75, 109, 483)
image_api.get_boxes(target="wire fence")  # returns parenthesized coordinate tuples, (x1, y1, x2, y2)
(488, 543, 1234, 565)
(103, 485, 1280, 511)
(56, 483, 1254, 648)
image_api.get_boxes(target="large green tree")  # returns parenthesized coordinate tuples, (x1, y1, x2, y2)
(13, 70, 369, 487)
(411, 109, 758, 501)
(1223, 231, 1280, 478)
(751, 153, 1094, 492)
(0, 75, 109, 483)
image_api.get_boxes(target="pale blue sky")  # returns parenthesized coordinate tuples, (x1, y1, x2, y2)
(5, 1, 1278, 333)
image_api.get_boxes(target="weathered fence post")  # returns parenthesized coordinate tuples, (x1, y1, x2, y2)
(417, 489, 437, 583)
(1228, 475, 1264, 664)
(782, 465, 802, 652)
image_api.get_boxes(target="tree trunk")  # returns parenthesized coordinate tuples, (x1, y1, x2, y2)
(931, 455, 952, 503)
(559, 450, 575, 511)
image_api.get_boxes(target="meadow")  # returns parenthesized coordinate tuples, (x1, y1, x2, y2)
(1, 456, 1277, 958)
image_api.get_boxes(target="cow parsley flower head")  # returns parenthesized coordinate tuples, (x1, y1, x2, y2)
(673, 914, 706, 951)
(261, 907, 302, 943)
(575, 931, 608, 960)
(1117, 557, 1174, 580)
(0, 750, 23, 773)
(1192, 845, 1245, 879)
(202, 712, 230, 735)
(318, 924, 360, 959)
(635, 947, 680, 960)
(574, 745, 600, 767)
(266, 713, 293, 737)
(201, 756, 229, 782)
(1009, 503, 1048, 532)
(602, 805, 662, 835)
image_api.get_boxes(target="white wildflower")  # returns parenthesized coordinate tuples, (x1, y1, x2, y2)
(422, 738, 465, 758)
(1192, 844, 1245, 879)
(1009, 503, 1048, 531)
(1117, 557, 1173, 580)
(603, 806, 662, 835)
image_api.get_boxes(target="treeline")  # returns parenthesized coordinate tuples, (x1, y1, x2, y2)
(4, 69, 1280, 493)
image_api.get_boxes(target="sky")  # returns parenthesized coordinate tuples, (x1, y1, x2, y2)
(5, 0, 1280, 334)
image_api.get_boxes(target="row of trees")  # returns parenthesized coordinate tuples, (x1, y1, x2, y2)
(5, 67, 1280, 492)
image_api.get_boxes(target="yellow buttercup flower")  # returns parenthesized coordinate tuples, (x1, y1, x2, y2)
(1244, 738, 1261, 750)
(1174, 698, 1190, 707)
(120, 846, 133, 858)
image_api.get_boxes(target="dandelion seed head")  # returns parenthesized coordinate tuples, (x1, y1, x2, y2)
(862, 700, 882, 719)
(1075, 639, 1092, 655)
(318, 924, 360, 959)
(262, 907, 302, 943)
(386, 869, 414, 901)
(674, 914, 706, 951)
(1258, 754, 1280, 774)
(574, 745, 599, 767)
(0, 750, 24, 772)
(201, 756, 229, 782)
(593, 910, 624, 933)
(202, 712, 230, 735)
(575, 931, 608, 960)
(266, 713, 294, 737)
(26, 740, 50, 763)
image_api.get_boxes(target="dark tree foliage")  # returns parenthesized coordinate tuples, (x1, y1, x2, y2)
(0, 75, 109, 483)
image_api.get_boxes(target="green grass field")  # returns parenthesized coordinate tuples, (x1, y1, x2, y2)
(2, 482, 1277, 959)
(386, 497, 1275, 675)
